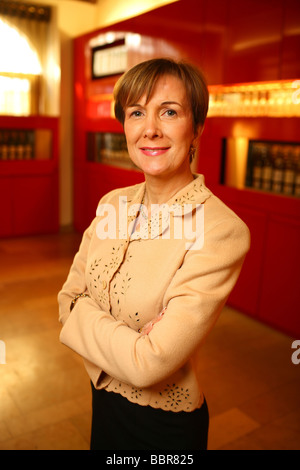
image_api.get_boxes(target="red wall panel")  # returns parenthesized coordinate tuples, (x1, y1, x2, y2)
(12, 176, 58, 236)
(0, 178, 13, 237)
(281, 0, 300, 78)
(259, 214, 300, 337)
(224, 0, 284, 83)
(223, 204, 268, 318)
(84, 164, 144, 231)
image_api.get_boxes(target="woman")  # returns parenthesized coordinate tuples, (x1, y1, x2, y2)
(58, 58, 250, 450)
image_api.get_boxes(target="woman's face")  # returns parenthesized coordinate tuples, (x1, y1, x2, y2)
(124, 74, 197, 180)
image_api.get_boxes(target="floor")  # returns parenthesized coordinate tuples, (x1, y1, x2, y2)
(0, 231, 299, 450)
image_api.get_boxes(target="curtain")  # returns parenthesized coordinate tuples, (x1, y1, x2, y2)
(0, 1, 59, 115)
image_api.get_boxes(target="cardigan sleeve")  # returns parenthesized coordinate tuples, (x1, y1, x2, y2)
(59, 214, 250, 389)
(58, 218, 96, 326)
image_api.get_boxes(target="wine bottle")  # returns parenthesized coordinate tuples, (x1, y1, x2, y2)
(261, 145, 273, 191)
(252, 146, 263, 189)
(282, 146, 296, 195)
(294, 147, 300, 197)
(271, 145, 284, 193)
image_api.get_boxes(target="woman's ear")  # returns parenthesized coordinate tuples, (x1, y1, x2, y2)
(194, 125, 204, 140)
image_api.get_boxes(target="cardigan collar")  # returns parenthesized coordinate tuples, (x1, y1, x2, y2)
(122, 174, 211, 241)
(126, 174, 211, 208)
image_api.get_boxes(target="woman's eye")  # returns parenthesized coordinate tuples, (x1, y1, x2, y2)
(130, 110, 143, 117)
(165, 109, 177, 117)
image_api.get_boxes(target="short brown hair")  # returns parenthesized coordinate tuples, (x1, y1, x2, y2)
(114, 58, 209, 133)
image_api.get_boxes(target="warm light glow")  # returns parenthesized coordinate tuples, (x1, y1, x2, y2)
(0, 19, 42, 115)
(126, 33, 142, 48)
(95, 0, 179, 30)
(0, 19, 42, 75)
(105, 32, 117, 44)
(225, 137, 249, 189)
(208, 80, 300, 117)
(0, 75, 31, 115)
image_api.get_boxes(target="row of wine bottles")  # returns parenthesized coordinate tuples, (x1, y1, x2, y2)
(247, 142, 300, 197)
(87, 132, 132, 164)
(0, 129, 35, 160)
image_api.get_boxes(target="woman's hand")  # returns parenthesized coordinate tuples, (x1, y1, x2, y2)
(139, 307, 167, 336)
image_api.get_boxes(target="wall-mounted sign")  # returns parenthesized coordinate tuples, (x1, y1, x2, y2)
(91, 38, 127, 79)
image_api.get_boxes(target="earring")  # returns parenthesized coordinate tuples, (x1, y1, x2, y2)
(189, 145, 196, 162)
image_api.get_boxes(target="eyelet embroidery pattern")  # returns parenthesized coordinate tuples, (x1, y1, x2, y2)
(111, 271, 132, 316)
(110, 249, 133, 318)
(89, 258, 108, 306)
(159, 383, 193, 411)
(131, 387, 143, 400)
(148, 210, 168, 239)
(106, 377, 195, 411)
(113, 382, 127, 395)
(173, 184, 199, 205)
(103, 244, 126, 276)
(88, 243, 128, 309)
(128, 311, 141, 327)
(111, 383, 143, 401)
(89, 258, 102, 279)
(121, 271, 132, 294)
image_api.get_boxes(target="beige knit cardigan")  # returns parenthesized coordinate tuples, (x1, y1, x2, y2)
(58, 174, 250, 412)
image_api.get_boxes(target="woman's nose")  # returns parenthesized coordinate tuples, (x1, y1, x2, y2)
(143, 115, 162, 139)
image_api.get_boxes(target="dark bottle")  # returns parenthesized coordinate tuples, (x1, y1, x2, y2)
(2, 131, 9, 160)
(271, 145, 284, 193)
(294, 147, 300, 197)
(9, 130, 19, 160)
(24, 131, 34, 159)
(17, 131, 27, 160)
(261, 145, 273, 191)
(252, 146, 263, 189)
(282, 146, 296, 195)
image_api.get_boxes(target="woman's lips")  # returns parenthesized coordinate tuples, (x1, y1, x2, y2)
(140, 147, 169, 156)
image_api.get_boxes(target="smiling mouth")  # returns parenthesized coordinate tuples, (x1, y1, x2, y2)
(140, 147, 170, 156)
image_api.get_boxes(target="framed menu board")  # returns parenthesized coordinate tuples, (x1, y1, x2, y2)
(91, 38, 127, 79)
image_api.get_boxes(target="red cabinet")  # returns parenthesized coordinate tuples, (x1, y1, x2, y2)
(224, 202, 267, 319)
(259, 214, 300, 334)
(200, 118, 300, 337)
(213, 188, 300, 338)
(0, 178, 13, 237)
(0, 116, 59, 237)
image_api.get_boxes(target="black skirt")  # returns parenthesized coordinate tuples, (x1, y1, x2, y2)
(90, 383, 209, 450)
